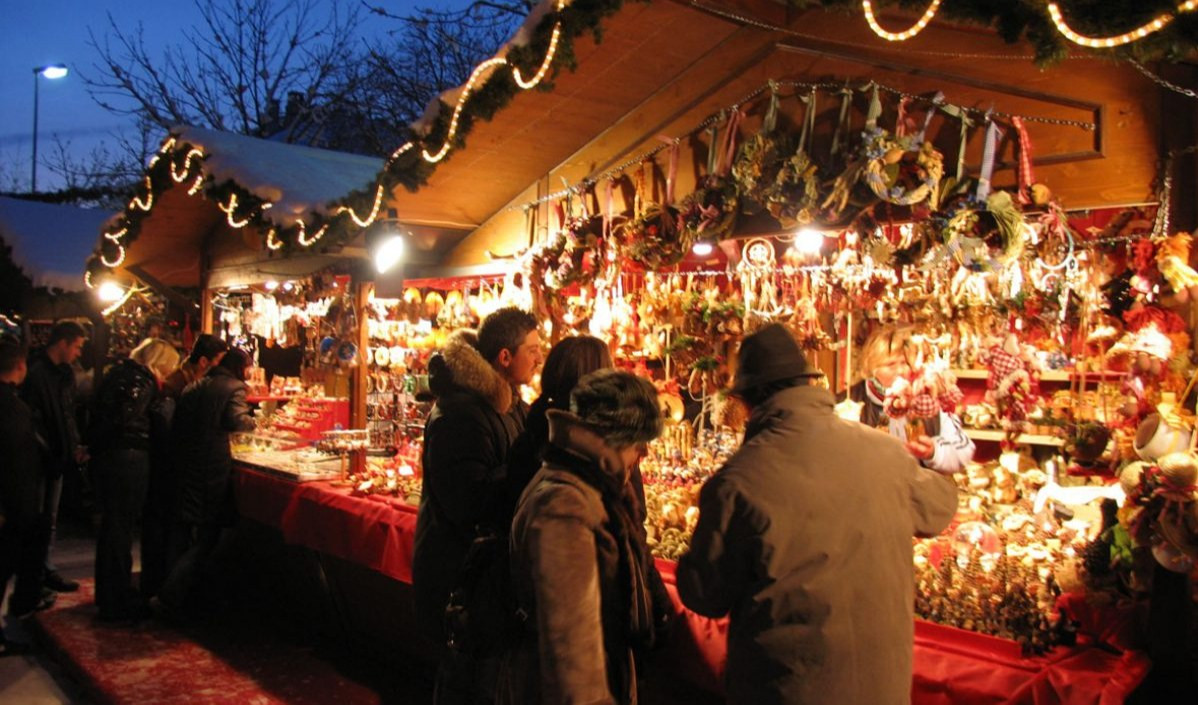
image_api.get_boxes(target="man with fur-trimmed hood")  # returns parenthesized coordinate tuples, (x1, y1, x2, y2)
(414, 307, 542, 703)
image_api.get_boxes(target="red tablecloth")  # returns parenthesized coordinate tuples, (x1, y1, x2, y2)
(234, 464, 1151, 704)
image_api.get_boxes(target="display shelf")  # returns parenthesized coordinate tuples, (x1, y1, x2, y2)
(964, 428, 1064, 447)
(952, 369, 1126, 382)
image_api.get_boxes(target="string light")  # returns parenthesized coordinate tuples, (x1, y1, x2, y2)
(390, 141, 415, 161)
(333, 184, 385, 227)
(187, 174, 205, 195)
(423, 57, 510, 163)
(1047, 1, 1198, 49)
(296, 221, 329, 247)
(265, 228, 284, 251)
(219, 193, 252, 228)
(103, 227, 128, 242)
(101, 285, 140, 317)
(513, 22, 562, 88)
(170, 147, 205, 182)
(84, 270, 95, 289)
(129, 177, 154, 211)
(100, 244, 126, 268)
(862, 0, 941, 42)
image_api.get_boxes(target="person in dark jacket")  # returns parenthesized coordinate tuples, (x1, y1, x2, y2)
(22, 320, 87, 594)
(0, 337, 53, 654)
(500, 369, 663, 705)
(157, 347, 255, 613)
(677, 324, 958, 705)
(163, 334, 227, 400)
(414, 307, 541, 704)
(89, 338, 179, 622)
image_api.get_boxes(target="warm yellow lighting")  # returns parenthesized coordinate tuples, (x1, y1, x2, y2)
(103, 227, 128, 243)
(1046, 1, 1196, 48)
(265, 280, 279, 291)
(296, 221, 329, 247)
(794, 228, 826, 254)
(423, 57, 509, 163)
(170, 147, 205, 182)
(265, 228, 284, 251)
(100, 244, 126, 267)
(97, 281, 125, 303)
(513, 22, 562, 89)
(862, 0, 941, 42)
(129, 177, 154, 211)
(101, 286, 139, 317)
(333, 184, 385, 227)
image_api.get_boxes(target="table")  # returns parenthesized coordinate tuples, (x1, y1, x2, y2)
(234, 464, 1151, 704)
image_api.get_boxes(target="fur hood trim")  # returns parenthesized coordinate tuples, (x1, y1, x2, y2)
(438, 329, 513, 414)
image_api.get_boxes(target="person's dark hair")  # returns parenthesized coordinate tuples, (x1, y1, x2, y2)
(188, 333, 229, 365)
(218, 347, 251, 382)
(47, 320, 87, 346)
(738, 376, 807, 409)
(477, 307, 538, 363)
(539, 336, 612, 411)
(570, 369, 663, 446)
(0, 335, 27, 375)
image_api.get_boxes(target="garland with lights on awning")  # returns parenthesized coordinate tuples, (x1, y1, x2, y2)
(84, 0, 1198, 288)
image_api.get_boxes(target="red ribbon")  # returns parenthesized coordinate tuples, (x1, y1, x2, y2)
(1011, 116, 1036, 205)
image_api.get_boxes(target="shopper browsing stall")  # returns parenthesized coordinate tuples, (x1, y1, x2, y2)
(22, 320, 87, 594)
(89, 338, 179, 622)
(677, 324, 958, 705)
(846, 325, 975, 474)
(413, 307, 541, 703)
(163, 334, 228, 400)
(502, 369, 663, 705)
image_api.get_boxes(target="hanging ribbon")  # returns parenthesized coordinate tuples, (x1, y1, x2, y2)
(976, 117, 1004, 201)
(864, 83, 882, 132)
(916, 91, 943, 143)
(830, 83, 854, 158)
(657, 135, 681, 205)
(763, 80, 780, 134)
(634, 161, 647, 218)
(706, 119, 722, 178)
(936, 101, 974, 181)
(603, 178, 615, 241)
(1011, 116, 1036, 205)
(718, 108, 743, 177)
(798, 89, 818, 155)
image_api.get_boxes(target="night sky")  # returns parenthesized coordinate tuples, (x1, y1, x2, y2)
(0, 0, 461, 193)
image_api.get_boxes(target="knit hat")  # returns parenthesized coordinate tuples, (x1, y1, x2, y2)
(731, 323, 821, 395)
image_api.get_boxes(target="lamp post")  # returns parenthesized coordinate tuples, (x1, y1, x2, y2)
(31, 64, 68, 193)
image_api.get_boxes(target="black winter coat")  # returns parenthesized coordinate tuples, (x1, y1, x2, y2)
(89, 359, 159, 454)
(22, 352, 79, 479)
(413, 329, 526, 645)
(170, 366, 255, 525)
(0, 382, 45, 525)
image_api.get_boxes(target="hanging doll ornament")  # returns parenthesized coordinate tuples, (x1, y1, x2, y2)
(980, 331, 1042, 447)
(679, 110, 742, 243)
(618, 153, 691, 270)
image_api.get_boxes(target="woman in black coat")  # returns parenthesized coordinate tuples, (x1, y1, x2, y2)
(157, 347, 255, 612)
(89, 338, 179, 622)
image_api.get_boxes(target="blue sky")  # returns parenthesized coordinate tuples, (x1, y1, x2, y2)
(0, 0, 456, 192)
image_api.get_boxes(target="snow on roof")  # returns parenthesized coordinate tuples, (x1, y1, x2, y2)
(174, 126, 384, 226)
(0, 196, 115, 291)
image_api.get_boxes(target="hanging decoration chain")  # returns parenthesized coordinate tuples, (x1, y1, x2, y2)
(515, 78, 1095, 211)
(1153, 145, 1198, 239)
(1128, 59, 1198, 100)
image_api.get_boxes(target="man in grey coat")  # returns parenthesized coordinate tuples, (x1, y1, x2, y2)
(676, 324, 958, 705)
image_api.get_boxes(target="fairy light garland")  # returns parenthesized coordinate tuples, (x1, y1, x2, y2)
(129, 177, 154, 211)
(862, 0, 942, 42)
(100, 244, 127, 268)
(101, 285, 141, 317)
(187, 174, 205, 195)
(265, 228, 284, 251)
(103, 227, 128, 243)
(1046, 1, 1198, 49)
(333, 183, 386, 228)
(422, 57, 510, 163)
(513, 21, 563, 88)
(296, 221, 330, 247)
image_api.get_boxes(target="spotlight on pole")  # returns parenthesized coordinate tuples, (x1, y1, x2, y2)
(792, 227, 825, 255)
(97, 280, 125, 303)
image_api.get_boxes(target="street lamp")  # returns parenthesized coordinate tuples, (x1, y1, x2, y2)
(31, 64, 69, 193)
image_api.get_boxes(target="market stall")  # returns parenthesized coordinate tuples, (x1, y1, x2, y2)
(85, 0, 1198, 701)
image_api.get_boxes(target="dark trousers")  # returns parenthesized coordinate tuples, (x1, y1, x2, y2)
(434, 649, 500, 705)
(0, 517, 48, 616)
(93, 448, 150, 617)
(158, 521, 226, 610)
(139, 471, 175, 599)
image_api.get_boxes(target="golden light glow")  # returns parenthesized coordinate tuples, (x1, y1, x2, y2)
(219, 193, 253, 228)
(103, 227, 128, 243)
(513, 22, 562, 89)
(423, 57, 509, 163)
(170, 147, 205, 182)
(862, 0, 942, 42)
(101, 285, 140, 317)
(84, 270, 95, 289)
(390, 141, 415, 161)
(1047, 1, 1197, 48)
(187, 174, 205, 195)
(265, 228, 284, 251)
(129, 177, 154, 211)
(100, 244, 126, 268)
(297, 221, 330, 247)
(333, 184, 385, 227)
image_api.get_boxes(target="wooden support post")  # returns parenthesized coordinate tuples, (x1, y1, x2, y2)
(351, 278, 372, 475)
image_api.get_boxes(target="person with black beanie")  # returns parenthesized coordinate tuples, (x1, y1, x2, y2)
(156, 347, 255, 614)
